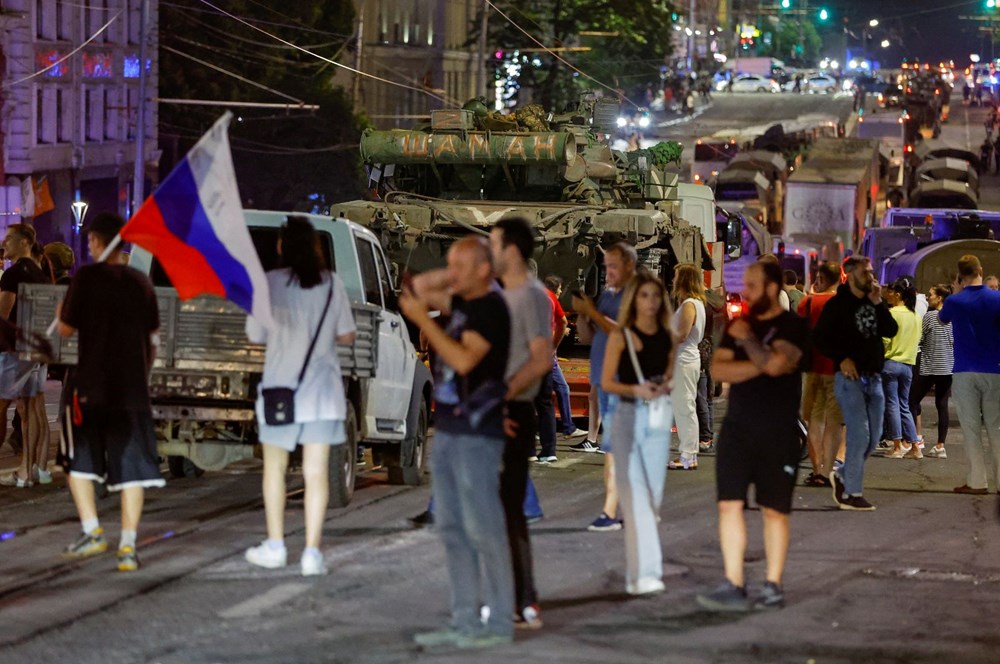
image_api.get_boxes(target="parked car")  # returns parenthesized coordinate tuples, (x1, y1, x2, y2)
(718, 74, 781, 93)
(804, 75, 838, 94)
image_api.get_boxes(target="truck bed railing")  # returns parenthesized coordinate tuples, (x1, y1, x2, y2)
(15, 284, 378, 378)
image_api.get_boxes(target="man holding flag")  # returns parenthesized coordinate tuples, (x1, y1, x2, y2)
(56, 112, 269, 571)
(58, 213, 165, 572)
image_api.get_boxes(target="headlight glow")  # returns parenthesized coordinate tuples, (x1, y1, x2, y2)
(617, 117, 627, 128)
(638, 116, 650, 128)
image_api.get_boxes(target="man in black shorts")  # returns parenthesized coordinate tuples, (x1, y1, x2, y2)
(57, 213, 164, 572)
(697, 261, 808, 612)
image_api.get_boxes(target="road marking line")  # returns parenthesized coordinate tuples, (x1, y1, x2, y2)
(218, 582, 311, 619)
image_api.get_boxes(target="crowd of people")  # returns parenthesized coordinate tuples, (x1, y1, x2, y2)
(2, 211, 999, 649)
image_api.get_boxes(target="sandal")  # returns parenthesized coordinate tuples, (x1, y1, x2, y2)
(804, 473, 831, 488)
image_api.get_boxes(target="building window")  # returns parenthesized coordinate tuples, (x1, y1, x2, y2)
(56, 88, 71, 143)
(85, 87, 105, 142)
(55, 0, 70, 41)
(36, 0, 56, 40)
(35, 86, 56, 144)
(104, 88, 119, 141)
(126, 86, 138, 140)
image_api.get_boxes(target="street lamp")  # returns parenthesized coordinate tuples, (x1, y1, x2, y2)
(881, 39, 891, 49)
(781, 0, 791, 8)
(71, 199, 89, 231)
(818, 8, 829, 21)
(869, 19, 879, 27)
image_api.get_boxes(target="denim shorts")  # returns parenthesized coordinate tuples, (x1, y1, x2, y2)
(0, 353, 38, 400)
(258, 419, 347, 452)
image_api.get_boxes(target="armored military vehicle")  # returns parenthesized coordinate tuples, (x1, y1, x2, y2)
(332, 95, 717, 302)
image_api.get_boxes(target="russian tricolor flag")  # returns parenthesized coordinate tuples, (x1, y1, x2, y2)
(122, 113, 273, 328)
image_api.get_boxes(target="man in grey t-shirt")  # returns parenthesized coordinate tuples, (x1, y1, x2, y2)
(490, 218, 554, 628)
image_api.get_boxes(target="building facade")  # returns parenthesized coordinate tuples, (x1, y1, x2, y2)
(0, 0, 158, 252)
(345, 0, 482, 129)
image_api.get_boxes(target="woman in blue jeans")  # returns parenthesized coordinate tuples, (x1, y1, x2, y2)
(601, 272, 676, 596)
(881, 277, 922, 459)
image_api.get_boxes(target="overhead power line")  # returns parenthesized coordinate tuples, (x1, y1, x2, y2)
(483, 0, 637, 108)
(195, 0, 451, 105)
(162, 45, 306, 104)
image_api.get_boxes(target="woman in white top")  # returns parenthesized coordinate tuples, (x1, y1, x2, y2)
(244, 216, 357, 576)
(668, 263, 706, 470)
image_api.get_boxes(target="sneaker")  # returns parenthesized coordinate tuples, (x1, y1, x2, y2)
(0, 472, 33, 488)
(886, 447, 907, 459)
(569, 439, 601, 453)
(699, 440, 715, 454)
(903, 446, 923, 460)
(32, 465, 53, 485)
(831, 471, 846, 506)
(667, 456, 698, 470)
(116, 546, 139, 572)
(63, 528, 108, 559)
(536, 455, 558, 464)
(301, 549, 327, 576)
(409, 509, 435, 528)
(696, 580, 749, 612)
(245, 541, 287, 569)
(560, 428, 587, 439)
(839, 495, 876, 511)
(628, 576, 665, 596)
(925, 445, 947, 459)
(953, 484, 989, 495)
(414, 628, 466, 648)
(877, 439, 892, 450)
(527, 455, 539, 462)
(587, 512, 623, 531)
(514, 604, 543, 630)
(525, 514, 544, 525)
(753, 581, 785, 610)
(455, 631, 514, 649)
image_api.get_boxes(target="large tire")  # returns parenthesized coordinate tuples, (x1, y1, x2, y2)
(168, 455, 204, 479)
(329, 407, 357, 508)
(387, 400, 429, 486)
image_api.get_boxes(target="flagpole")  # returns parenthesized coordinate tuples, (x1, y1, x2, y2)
(131, 0, 151, 219)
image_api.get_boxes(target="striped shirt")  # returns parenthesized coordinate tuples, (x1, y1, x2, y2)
(919, 310, 954, 376)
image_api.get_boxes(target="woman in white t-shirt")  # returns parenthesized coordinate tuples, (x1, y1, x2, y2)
(668, 264, 706, 470)
(244, 216, 357, 576)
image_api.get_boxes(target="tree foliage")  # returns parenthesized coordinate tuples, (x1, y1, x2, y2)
(759, 18, 822, 65)
(159, 1, 367, 210)
(483, 0, 678, 110)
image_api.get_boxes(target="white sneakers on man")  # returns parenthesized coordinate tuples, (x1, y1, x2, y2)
(245, 541, 287, 569)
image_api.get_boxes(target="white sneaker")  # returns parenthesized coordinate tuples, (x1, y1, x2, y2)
(300, 548, 327, 576)
(627, 577, 665, 596)
(33, 465, 52, 485)
(560, 428, 588, 439)
(245, 541, 287, 569)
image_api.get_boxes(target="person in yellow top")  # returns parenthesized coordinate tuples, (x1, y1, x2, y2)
(882, 277, 923, 459)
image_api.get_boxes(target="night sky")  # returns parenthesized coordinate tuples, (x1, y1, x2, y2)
(811, 0, 991, 67)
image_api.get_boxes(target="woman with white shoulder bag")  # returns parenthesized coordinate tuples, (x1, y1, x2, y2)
(601, 271, 676, 596)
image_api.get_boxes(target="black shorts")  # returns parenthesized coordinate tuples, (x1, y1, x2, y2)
(716, 420, 800, 514)
(65, 408, 166, 491)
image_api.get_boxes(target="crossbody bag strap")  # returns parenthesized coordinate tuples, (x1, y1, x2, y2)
(295, 280, 334, 389)
(623, 328, 646, 385)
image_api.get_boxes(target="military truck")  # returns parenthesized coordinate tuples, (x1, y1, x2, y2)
(331, 96, 718, 307)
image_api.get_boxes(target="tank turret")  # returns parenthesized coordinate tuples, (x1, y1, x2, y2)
(336, 96, 709, 302)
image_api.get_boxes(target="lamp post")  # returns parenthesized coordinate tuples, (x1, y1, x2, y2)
(71, 199, 89, 232)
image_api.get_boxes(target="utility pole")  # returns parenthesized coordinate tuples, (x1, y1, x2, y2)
(687, 0, 696, 71)
(131, 0, 150, 220)
(477, 0, 489, 99)
(353, 1, 365, 111)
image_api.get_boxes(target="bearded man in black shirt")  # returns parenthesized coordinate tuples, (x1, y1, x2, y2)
(698, 261, 809, 612)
